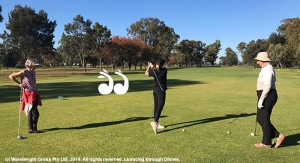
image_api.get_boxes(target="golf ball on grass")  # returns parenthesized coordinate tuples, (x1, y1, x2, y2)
(250, 133, 255, 136)
(182, 129, 186, 132)
(227, 131, 230, 134)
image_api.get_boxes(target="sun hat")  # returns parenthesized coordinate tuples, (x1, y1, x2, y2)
(254, 52, 271, 62)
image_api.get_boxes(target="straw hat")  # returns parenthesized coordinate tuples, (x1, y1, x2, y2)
(254, 52, 271, 62)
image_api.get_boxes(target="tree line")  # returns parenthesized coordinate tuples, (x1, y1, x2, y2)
(0, 5, 300, 70)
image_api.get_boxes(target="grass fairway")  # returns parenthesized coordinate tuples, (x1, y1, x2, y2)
(0, 67, 299, 162)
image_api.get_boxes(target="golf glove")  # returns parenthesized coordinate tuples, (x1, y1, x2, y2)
(258, 100, 264, 109)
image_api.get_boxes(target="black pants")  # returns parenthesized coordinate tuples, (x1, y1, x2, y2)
(153, 88, 166, 123)
(256, 89, 280, 145)
(28, 101, 40, 131)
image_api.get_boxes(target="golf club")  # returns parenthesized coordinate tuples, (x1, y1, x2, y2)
(17, 86, 25, 140)
(254, 119, 257, 135)
(251, 104, 258, 136)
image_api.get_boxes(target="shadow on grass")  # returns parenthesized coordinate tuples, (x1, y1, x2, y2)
(160, 113, 256, 133)
(1, 79, 203, 103)
(44, 116, 167, 132)
(280, 133, 300, 148)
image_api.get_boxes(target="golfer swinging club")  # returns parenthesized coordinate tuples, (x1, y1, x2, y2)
(254, 52, 285, 148)
(145, 59, 167, 134)
(9, 58, 42, 134)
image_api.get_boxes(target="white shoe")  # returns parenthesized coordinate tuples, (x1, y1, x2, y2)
(150, 122, 158, 134)
(157, 124, 165, 129)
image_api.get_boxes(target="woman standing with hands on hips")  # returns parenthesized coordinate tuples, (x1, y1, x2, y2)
(254, 52, 285, 148)
(145, 59, 167, 134)
(9, 58, 42, 133)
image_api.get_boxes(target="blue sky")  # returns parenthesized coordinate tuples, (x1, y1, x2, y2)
(1, 0, 299, 60)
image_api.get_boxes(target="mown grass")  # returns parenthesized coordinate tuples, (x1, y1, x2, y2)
(0, 67, 299, 162)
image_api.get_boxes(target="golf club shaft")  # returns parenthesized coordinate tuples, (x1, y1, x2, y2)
(254, 120, 257, 135)
(18, 87, 22, 136)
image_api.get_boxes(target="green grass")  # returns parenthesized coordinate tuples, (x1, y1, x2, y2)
(0, 67, 299, 162)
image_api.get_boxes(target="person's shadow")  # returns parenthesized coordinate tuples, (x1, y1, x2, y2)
(44, 116, 167, 132)
(160, 113, 256, 133)
(280, 133, 300, 148)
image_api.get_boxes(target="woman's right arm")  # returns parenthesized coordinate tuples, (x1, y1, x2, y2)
(9, 70, 25, 88)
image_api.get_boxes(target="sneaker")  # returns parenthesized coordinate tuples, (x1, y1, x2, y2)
(28, 129, 43, 134)
(29, 129, 40, 134)
(157, 124, 165, 129)
(255, 143, 271, 148)
(150, 122, 158, 134)
(275, 134, 285, 148)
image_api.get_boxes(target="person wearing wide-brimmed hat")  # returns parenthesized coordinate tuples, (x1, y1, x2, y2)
(254, 52, 285, 148)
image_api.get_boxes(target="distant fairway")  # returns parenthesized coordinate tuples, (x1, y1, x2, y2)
(0, 67, 299, 162)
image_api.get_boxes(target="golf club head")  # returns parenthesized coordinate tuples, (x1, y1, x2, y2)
(17, 135, 26, 140)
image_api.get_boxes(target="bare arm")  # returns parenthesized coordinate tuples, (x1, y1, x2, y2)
(9, 70, 25, 88)
(145, 62, 153, 77)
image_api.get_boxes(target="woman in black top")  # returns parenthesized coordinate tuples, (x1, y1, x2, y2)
(145, 59, 167, 134)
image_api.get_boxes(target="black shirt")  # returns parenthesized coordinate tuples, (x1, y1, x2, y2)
(149, 67, 167, 91)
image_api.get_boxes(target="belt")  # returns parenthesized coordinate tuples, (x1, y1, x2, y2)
(257, 88, 276, 92)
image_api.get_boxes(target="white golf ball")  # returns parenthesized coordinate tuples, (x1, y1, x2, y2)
(227, 131, 230, 134)
(182, 129, 186, 131)
(250, 133, 255, 136)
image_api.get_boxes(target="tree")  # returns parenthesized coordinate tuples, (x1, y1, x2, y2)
(57, 33, 79, 67)
(110, 36, 136, 70)
(0, 5, 3, 23)
(295, 44, 300, 68)
(136, 41, 156, 70)
(2, 5, 56, 66)
(63, 15, 93, 72)
(204, 40, 221, 66)
(175, 52, 185, 67)
(176, 40, 194, 67)
(103, 36, 153, 71)
(102, 40, 120, 71)
(242, 39, 269, 66)
(176, 40, 206, 67)
(223, 47, 238, 66)
(278, 18, 300, 67)
(278, 18, 300, 52)
(0, 31, 19, 67)
(242, 41, 255, 66)
(268, 44, 292, 68)
(268, 32, 285, 45)
(168, 55, 177, 67)
(237, 42, 246, 60)
(127, 17, 179, 60)
(123, 37, 149, 70)
(156, 25, 180, 59)
(92, 22, 111, 70)
(194, 41, 206, 67)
